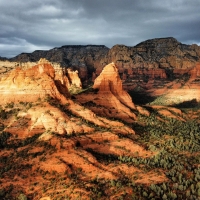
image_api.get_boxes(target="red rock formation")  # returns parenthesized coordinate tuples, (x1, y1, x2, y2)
(0, 59, 134, 137)
(0, 58, 85, 103)
(189, 63, 200, 80)
(40, 59, 82, 92)
(54, 66, 71, 96)
(76, 63, 137, 123)
(93, 62, 136, 110)
(67, 68, 82, 88)
(0, 59, 69, 104)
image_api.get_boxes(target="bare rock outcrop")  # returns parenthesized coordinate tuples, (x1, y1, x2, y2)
(67, 69, 82, 88)
(92, 38, 200, 83)
(0, 59, 68, 104)
(0, 59, 134, 137)
(76, 62, 137, 123)
(93, 62, 136, 110)
(4, 37, 200, 87)
(0, 58, 83, 95)
(189, 63, 200, 81)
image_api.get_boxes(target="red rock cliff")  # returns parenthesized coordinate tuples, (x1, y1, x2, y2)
(93, 62, 136, 110)
(75, 62, 136, 123)
(0, 59, 70, 104)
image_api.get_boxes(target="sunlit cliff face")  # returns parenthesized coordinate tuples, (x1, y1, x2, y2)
(0, 59, 135, 139)
(75, 62, 137, 123)
(93, 62, 135, 108)
(0, 58, 84, 104)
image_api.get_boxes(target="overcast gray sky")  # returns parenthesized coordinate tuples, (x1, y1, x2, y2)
(1, 0, 200, 58)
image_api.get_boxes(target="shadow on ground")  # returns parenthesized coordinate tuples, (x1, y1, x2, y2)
(128, 90, 156, 105)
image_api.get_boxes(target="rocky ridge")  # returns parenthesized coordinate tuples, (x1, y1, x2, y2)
(95, 37, 200, 83)
(0, 58, 82, 93)
(0, 59, 134, 136)
(6, 37, 200, 83)
(76, 62, 137, 123)
(10, 45, 109, 81)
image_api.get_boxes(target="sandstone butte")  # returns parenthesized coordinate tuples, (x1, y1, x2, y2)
(93, 62, 136, 110)
(0, 58, 134, 137)
(76, 62, 137, 123)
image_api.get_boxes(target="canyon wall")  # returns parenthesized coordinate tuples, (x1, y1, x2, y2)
(96, 37, 200, 81)
(1, 37, 200, 104)
(7, 37, 200, 83)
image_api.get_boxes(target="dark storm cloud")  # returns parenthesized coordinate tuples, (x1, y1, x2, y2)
(0, 0, 200, 57)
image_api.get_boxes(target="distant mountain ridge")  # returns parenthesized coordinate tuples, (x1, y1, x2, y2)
(10, 45, 109, 63)
(2, 37, 200, 83)
(9, 45, 109, 81)
(0, 56, 7, 61)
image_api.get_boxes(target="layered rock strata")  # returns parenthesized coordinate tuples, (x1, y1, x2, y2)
(0, 58, 82, 92)
(5, 37, 200, 85)
(76, 62, 137, 123)
(10, 45, 109, 81)
(0, 59, 134, 137)
(0, 59, 68, 104)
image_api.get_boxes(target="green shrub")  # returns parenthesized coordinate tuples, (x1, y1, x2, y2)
(6, 102, 14, 108)
(0, 110, 7, 119)
(0, 131, 11, 148)
(17, 193, 27, 200)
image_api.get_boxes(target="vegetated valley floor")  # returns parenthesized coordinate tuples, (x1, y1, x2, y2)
(0, 98, 200, 200)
